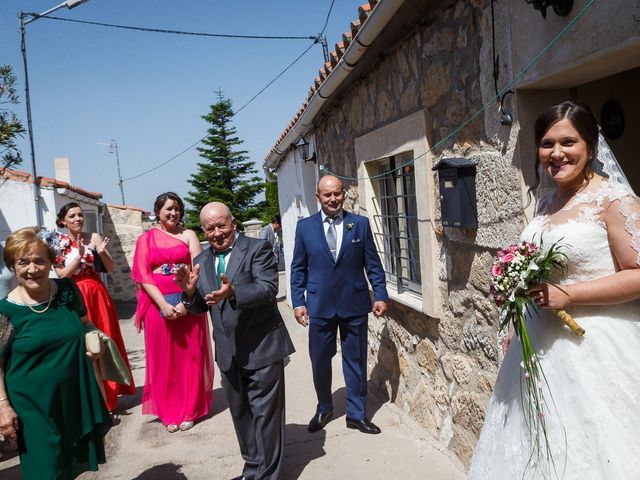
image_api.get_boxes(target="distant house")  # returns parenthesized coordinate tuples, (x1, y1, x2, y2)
(264, 0, 639, 465)
(0, 165, 103, 240)
(0, 162, 149, 302)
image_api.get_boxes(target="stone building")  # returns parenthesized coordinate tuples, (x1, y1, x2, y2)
(102, 203, 149, 302)
(263, 0, 640, 466)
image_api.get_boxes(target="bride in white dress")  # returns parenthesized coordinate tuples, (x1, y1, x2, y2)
(468, 101, 640, 480)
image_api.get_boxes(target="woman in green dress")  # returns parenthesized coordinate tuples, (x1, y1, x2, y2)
(0, 227, 111, 479)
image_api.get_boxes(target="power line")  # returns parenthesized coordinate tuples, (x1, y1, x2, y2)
(30, 14, 317, 41)
(233, 42, 317, 117)
(123, 41, 318, 182)
(319, 0, 336, 35)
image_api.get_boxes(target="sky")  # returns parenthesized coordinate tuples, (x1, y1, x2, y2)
(0, 0, 363, 211)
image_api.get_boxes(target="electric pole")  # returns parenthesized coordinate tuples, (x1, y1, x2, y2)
(99, 139, 126, 204)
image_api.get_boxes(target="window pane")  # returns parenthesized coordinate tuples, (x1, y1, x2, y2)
(373, 156, 421, 295)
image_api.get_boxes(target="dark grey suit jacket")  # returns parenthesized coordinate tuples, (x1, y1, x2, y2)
(188, 234, 295, 372)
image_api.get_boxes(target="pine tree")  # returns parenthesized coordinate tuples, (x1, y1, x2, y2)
(185, 90, 264, 232)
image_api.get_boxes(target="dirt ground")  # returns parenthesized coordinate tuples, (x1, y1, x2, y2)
(0, 275, 466, 479)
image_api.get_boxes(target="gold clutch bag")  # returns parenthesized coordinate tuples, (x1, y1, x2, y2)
(85, 330, 131, 386)
(85, 331, 102, 355)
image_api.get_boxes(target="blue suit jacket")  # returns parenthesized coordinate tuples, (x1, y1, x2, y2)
(290, 210, 389, 319)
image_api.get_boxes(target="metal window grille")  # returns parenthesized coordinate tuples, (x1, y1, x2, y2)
(371, 155, 421, 295)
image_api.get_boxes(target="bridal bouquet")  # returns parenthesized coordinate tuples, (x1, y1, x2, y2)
(490, 239, 584, 337)
(490, 238, 583, 462)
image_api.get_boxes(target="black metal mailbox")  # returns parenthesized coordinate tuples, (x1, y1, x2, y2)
(432, 157, 478, 228)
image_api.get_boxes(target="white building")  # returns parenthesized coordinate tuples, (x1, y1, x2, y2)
(0, 161, 104, 242)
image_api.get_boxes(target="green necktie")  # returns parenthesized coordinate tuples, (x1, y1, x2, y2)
(216, 251, 228, 286)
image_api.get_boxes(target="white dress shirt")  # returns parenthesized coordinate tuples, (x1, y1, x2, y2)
(213, 232, 240, 276)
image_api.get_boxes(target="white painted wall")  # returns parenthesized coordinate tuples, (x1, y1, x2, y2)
(0, 178, 102, 243)
(0, 179, 38, 241)
(276, 139, 320, 306)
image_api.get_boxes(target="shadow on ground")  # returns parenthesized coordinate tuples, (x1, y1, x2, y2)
(117, 386, 143, 412)
(115, 301, 137, 320)
(208, 387, 228, 417)
(325, 386, 386, 423)
(131, 462, 188, 479)
(283, 423, 327, 479)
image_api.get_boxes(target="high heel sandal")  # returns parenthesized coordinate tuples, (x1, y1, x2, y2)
(179, 421, 194, 431)
(166, 424, 179, 433)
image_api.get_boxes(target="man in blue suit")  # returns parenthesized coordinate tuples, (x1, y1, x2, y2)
(291, 175, 389, 435)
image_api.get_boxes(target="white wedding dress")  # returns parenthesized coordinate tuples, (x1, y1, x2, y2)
(468, 180, 640, 479)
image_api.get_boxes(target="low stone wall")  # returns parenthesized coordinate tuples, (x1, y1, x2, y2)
(243, 219, 263, 239)
(102, 205, 147, 302)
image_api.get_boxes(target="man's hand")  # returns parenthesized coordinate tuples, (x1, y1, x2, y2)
(204, 274, 234, 305)
(294, 306, 309, 327)
(174, 264, 200, 297)
(372, 300, 388, 317)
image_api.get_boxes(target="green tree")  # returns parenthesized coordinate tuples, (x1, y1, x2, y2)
(0, 65, 25, 170)
(185, 90, 264, 232)
(263, 178, 280, 224)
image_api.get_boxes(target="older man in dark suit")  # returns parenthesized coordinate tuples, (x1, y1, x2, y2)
(177, 202, 294, 480)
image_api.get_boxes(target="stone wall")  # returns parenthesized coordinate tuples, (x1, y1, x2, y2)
(243, 219, 263, 239)
(102, 205, 148, 302)
(312, 0, 524, 466)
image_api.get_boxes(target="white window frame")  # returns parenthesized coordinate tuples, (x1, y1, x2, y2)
(355, 110, 441, 317)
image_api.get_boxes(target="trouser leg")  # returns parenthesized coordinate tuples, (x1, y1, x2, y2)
(338, 314, 369, 420)
(309, 316, 338, 413)
(221, 362, 259, 479)
(246, 360, 286, 480)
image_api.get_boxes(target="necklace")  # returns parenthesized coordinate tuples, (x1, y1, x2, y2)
(19, 281, 54, 314)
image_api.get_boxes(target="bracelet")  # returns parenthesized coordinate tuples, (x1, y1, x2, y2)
(0, 396, 8, 403)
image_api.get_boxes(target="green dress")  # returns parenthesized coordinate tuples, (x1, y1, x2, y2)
(0, 278, 111, 480)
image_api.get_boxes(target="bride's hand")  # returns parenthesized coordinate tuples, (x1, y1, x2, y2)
(528, 283, 572, 310)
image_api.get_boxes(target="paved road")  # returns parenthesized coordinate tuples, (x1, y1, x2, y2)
(0, 274, 466, 479)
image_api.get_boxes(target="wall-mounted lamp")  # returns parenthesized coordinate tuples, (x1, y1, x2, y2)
(499, 90, 514, 126)
(296, 137, 316, 163)
(525, 0, 573, 19)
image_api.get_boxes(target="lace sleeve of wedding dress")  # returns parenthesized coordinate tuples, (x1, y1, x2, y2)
(593, 133, 640, 267)
(617, 193, 640, 267)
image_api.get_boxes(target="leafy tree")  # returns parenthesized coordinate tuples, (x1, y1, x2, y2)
(263, 178, 280, 224)
(185, 90, 264, 233)
(0, 65, 25, 170)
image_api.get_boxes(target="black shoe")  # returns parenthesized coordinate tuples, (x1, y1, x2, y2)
(346, 417, 381, 434)
(308, 410, 334, 432)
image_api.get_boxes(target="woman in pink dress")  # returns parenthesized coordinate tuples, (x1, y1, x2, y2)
(132, 192, 214, 433)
